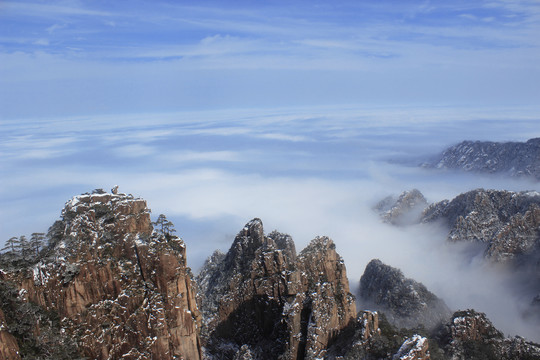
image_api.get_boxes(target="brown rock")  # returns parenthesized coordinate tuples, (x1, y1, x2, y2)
(198, 220, 356, 359)
(4, 191, 201, 360)
(0, 308, 20, 360)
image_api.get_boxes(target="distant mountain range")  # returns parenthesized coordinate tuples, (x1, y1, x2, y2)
(422, 137, 540, 180)
(375, 187, 540, 331)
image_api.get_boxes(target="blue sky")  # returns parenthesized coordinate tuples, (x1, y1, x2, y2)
(1, 0, 539, 117)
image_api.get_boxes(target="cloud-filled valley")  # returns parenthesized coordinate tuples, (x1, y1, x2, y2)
(2, 106, 540, 342)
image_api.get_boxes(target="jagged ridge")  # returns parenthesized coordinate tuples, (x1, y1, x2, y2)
(423, 137, 540, 180)
(196, 218, 356, 359)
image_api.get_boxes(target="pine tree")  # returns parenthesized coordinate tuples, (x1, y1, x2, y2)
(30, 233, 45, 257)
(152, 214, 177, 237)
(19, 235, 31, 261)
(1, 237, 19, 254)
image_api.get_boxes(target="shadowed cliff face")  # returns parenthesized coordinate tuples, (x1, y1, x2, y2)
(197, 218, 356, 360)
(1, 190, 202, 360)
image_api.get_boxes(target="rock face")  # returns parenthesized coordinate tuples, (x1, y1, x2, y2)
(392, 335, 429, 360)
(423, 137, 540, 180)
(1, 190, 202, 359)
(197, 219, 356, 359)
(359, 259, 451, 330)
(438, 309, 540, 359)
(421, 188, 540, 262)
(0, 307, 20, 359)
(325, 310, 432, 360)
(375, 189, 428, 226)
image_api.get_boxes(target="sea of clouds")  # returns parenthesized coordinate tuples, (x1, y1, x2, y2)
(1, 105, 540, 340)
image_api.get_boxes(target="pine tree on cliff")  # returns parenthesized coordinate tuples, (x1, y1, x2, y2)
(18, 235, 31, 260)
(1, 237, 18, 254)
(152, 214, 176, 238)
(30, 233, 45, 257)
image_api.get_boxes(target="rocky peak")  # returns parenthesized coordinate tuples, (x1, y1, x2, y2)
(45, 190, 153, 261)
(422, 137, 540, 180)
(197, 219, 356, 359)
(442, 310, 503, 342)
(437, 309, 540, 359)
(1, 189, 202, 360)
(359, 259, 451, 330)
(421, 188, 540, 262)
(268, 230, 297, 263)
(375, 189, 428, 226)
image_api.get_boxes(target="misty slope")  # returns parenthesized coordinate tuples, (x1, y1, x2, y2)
(423, 137, 540, 180)
(374, 189, 428, 226)
(376, 187, 540, 338)
(358, 259, 452, 330)
(421, 188, 540, 262)
(436, 309, 540, 360)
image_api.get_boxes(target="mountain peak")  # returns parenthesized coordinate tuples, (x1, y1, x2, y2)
(423, 137, 540, 180)
(359, 259, 451, 330)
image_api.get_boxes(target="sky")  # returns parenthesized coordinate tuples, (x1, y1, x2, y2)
(1, 0, 540, 342)
(1, 0, 540, 117)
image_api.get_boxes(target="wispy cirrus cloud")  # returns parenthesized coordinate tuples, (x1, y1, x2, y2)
(0, 1, 539, 117)
(1, 1, 112, 18)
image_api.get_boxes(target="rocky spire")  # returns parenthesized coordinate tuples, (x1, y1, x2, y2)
(197, 219, 356, 359)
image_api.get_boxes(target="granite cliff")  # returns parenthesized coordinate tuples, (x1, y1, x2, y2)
(0, 189, 201, 359)
(196, 218, 356, 359)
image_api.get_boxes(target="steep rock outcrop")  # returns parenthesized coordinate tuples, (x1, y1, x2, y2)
(0, 308, 20, 360)
(2, 190, 202, 360)
(359, 259, 451, 330)
(437, 309, 540, 359)
(197, 219, 356, 359)
(421, 189, 540, 262)
(375, 189, 428, 226)
(392, 335, 429, 360)
(423, 137, 540, 180)
(326, 311, 432, 360)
